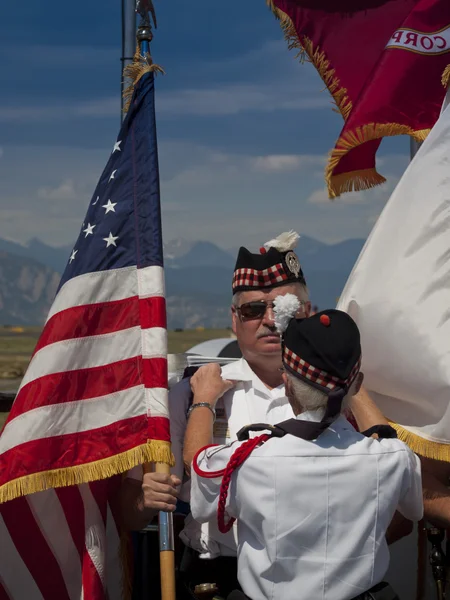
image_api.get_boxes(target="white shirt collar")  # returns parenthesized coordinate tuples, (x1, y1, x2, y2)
(222, 358, 284, 396)
(221, 358, 254, 382)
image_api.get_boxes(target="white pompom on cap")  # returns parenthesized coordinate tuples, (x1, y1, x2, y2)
(263, 231, 300, 253)
(273, 294, 301, 334)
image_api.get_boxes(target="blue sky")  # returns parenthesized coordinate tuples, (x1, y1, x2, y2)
(0, 0, 409, 250)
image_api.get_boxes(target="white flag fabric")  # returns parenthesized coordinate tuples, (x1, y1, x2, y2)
(338, 91, 450, 461)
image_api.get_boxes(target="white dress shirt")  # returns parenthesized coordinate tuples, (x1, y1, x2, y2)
(170, 358, 295, 558)
(190, 412, 423, 600)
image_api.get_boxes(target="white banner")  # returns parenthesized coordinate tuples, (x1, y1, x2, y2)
(338, 100, 450, 459)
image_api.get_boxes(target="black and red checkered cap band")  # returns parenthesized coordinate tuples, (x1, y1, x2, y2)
(232, 263, 289, 293)
(283, 346, 362, 392)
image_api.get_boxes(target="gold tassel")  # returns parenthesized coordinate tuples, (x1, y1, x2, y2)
(442, 64, 450, 88)
(389, 421, 450, 462)
(122, 43, 164, 113)
(266, 1, 352, 120)
(0, 440, 174, 503)
(326, 123, 431, 198)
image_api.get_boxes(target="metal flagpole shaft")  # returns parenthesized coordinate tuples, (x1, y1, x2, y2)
(135, 5, 176, 599)
(155, 464, 176, 600)
(121, 0, 136, 120)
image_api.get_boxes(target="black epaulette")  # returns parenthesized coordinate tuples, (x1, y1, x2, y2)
(237, 423, 286, 441)
(361, 424, 398, 439)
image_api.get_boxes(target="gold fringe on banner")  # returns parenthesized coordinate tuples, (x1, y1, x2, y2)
(266, 0, 352, 120)
(123, 43, 164, 113)
(265, 1, 434, 199)
(443, 64, 450, 88)
(0, 440, 174, 504)
(389, 421, 450, 462)
(326, 124, 430, 198)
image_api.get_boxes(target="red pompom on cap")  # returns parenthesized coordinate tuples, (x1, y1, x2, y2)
(320, 314, 331, 327)
(259, 247, 267, 254)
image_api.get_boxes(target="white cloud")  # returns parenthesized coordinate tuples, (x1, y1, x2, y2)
(252, 154, 325, 173)
(0, 80, 329, 123)
(307, 187, 367, 205)
(0, 44, 116, 69)
(307, 169, 403, 206)
(306, 188, 330, 205)
(162, 148, 326, 190)
(37, 179, 78, 202)
(0, 38, 332, 124)
(156, 82, 330, 117)
(0, 98, 120, 122)
(0, 139, 409, 249)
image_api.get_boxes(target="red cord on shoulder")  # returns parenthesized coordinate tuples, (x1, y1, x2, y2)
(192, 444, 227, 479)
(217, 434, 270, 533)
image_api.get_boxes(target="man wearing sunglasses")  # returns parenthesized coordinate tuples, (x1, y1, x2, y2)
(169, 231, 311, 596)
(121, 232, 308, 536)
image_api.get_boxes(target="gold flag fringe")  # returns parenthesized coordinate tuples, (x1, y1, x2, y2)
(328, 169, 387, 195)
(266, 0, 352, 121)
(264, 1, 435, 199)
(0, 440, 174, 504)
(389, 421, 450, 462)
(123, 43, 164, 113)
(326, 124, 430, 198)
(443, 64, 450, 88)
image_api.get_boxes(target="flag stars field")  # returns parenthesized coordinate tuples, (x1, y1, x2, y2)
(109, 170, 117, 182)
(113, 141, 122, 153)
(69, 249, 77, 263)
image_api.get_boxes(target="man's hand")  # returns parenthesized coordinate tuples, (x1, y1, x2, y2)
(141, 472, 181, 513)
(190, 363, 236, 407)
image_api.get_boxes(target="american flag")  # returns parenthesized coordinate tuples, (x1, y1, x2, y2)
(0, 71, 172, 599)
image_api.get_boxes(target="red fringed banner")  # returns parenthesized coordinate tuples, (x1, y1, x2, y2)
(268, 0, 450, 197)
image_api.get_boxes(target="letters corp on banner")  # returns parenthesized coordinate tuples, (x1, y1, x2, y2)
(386, 26, 450, 55)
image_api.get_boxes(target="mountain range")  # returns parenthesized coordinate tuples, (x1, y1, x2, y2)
(0, 236, 365, 328)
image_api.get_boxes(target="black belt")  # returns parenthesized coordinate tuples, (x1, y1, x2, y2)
(352, 581, 400, 600)
(226, 581, 399, 600)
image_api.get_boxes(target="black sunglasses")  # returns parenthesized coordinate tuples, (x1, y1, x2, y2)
(236, 300, 306, 321)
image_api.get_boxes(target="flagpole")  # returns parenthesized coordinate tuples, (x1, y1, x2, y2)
(134, 6, 176, 600)
(121, 0, 136, 120)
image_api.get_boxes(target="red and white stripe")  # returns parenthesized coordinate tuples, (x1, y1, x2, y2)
(0, 480, 125, 600)
(0, 263, 170, 599)
(0, 265, 170, 492)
